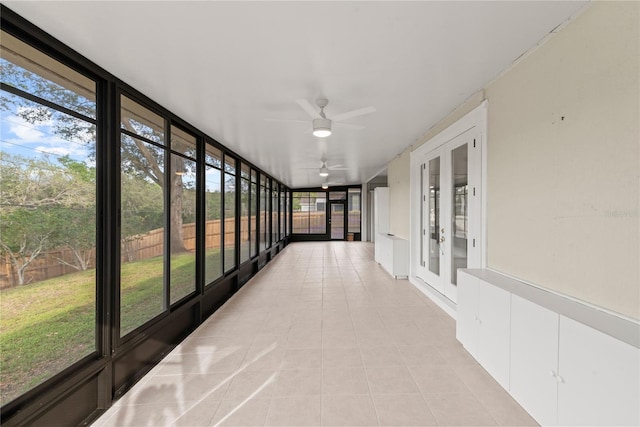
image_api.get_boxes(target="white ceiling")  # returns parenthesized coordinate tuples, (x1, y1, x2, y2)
(4, 1, 588, 188)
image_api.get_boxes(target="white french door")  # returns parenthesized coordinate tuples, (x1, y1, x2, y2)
(416, 127, 481, 303)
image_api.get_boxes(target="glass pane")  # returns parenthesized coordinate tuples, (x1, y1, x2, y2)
(240, 162, 250, 179)
(429, 157, 440, 276)
(240, 176, 250, 263)
(280, 190, 285, 240)
(120, 135, 165, 336)
(224, 156, 236, 174)
(250, 181, 258, 257)
(259, 183, 268, 250)
(205, 165, 222, 285)
(451, 144, 468, 285)
(329, 191, 346, 200)
(205, 143, 221, 168)
(1, 31, 96, 118)
(292, 192, 309, 234)
(0, 79, 96, 403)
(0, 92, 95, 160)
(272, 186, 278, 244)
(286, 193, 291, 235)
(309, 192, 327, 234)
(224, 170, 236, 271)
(266, 180, 271, 247)
(171, 126, 197, 159)
(120, 95, 164, 145)
(331, 203, 345, 239)
(170, 155, 196, 304)
(348, 188, 361, 233)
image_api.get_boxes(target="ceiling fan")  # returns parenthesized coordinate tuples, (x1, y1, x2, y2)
(300, 160, 348, 177)
(265, 98, 376, 137)
(321, 178, 346, 189)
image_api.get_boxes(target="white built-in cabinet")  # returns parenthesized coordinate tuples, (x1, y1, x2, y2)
(373, 187, 409, 278)
(456, 273, 511, 389)
(376, 234, 409, 279)
(557, 316, 639, 426)
(509, 294, 559, 427)
(457, 269, 640, 427)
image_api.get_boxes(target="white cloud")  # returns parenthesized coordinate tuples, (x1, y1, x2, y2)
(2, 112, 90, 159)
(34, 145, 75, 157)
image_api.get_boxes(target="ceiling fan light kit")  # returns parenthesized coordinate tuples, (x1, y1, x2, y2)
(313, 98, 332, 137)
(312, 117, 332, 137)
(319, 165, 330, 177)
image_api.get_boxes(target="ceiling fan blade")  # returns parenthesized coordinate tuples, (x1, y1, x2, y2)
(328, 167, 349, 171)
(264, 118, 309, 124)
(334, 122, 365, 130)
(296, 99, 320, 119)
(332, 106, 376, 122)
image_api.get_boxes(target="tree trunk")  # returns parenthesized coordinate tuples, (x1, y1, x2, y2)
(170, 157, 186, 253)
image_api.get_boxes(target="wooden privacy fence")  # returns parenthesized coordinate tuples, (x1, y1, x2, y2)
(120, 217, 242, 262)
(0, 246, 97, 289)
(1, 217, 241, 288)
(1, 211, 361, 288)
(291, 211, 361, 234)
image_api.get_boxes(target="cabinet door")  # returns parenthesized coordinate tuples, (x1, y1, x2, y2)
(477, 280, 511, 389)
(510, 294, 559, 426)
(558, 316, 640, 426)
(456, 271, 479, 358)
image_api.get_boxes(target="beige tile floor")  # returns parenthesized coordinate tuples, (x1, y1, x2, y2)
(94, 242, 538, 427)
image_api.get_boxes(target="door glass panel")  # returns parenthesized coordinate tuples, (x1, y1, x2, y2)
(331, 203, 345, 239)
(347, 188, 361, 234)
(428, 157, 440, 275)
(451, 144, 468, 285)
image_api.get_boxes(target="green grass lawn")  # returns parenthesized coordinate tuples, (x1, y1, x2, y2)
(0, 250, 221, 406)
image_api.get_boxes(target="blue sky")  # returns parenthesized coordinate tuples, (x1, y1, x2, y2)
(1, 102, 95, 165)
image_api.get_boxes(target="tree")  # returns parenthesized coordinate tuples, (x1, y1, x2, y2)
(2, 56, 192, 258)
(0, 154, 94, 284)
(50, 157, 96, 271)
(119, 113, 195, 254)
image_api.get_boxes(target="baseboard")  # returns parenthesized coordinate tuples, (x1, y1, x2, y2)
(409, 276, 457, 319)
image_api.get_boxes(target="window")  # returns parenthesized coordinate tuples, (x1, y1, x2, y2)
(223, 156, 236, 272)
(286, 192, 291, 236)
(0, 30, 98, 403)
(259, 175, 268, 251)
(239, 163, 250, 263)
(169, 126, 197, 304)
(280, 188, 286, 240)
(250, 170, 258, 258)
(292, 192, 326, 234)
(120, 95, 166, 336)
(204, 143, 222, 284)
(272, 182, 279, 244)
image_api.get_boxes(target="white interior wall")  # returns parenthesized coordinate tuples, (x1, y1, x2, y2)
(388, 1, 639, 319)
